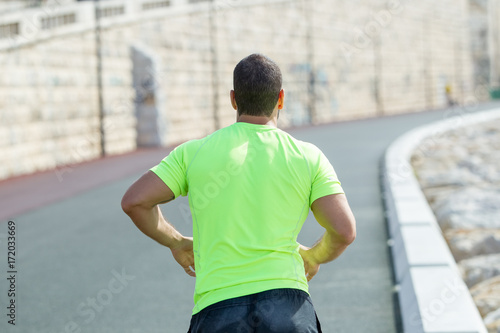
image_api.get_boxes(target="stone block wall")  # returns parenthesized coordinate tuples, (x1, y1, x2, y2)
(488, 0, 500, 87)
(0, 31, 99, 179)
(0, 0, 474, 180)
(467, 0, 500, 91)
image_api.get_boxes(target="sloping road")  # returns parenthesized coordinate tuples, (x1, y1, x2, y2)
(1, 103, 498, 333)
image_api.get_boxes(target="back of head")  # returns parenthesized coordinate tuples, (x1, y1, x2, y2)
(233, 54, 282, 117)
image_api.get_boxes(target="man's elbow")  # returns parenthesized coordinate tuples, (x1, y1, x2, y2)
(121, 195, 134, 216)
(339, 218, 356, 245)
(342, 227, 356, 245)
(121, 193, 144, 216)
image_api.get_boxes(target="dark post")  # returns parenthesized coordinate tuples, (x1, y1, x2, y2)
(423, 19, 432, 109)
(373, 35, 384, 116)
(209, 0, 220, 130)
(455, 38, 464, 105)
(94, 0, 106, 157)
(305, 0, 316, 124)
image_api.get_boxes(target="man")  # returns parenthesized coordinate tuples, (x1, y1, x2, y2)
(121, 54, 356, 332)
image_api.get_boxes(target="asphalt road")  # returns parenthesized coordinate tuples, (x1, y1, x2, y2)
(1, 103, 498, 333)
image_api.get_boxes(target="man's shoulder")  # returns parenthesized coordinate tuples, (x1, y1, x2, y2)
(279, 131, 322, 156)
(174, 127, 235, 160)
(176, 131, 217, 151)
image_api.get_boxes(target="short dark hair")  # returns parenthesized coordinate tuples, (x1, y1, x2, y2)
(233, 54, 282, 117)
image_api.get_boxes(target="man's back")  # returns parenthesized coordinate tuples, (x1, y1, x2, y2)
(151, 121, 343, 314)
(122, 53, 355, 332)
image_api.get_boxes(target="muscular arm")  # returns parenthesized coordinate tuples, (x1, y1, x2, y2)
(121, 171, 195, 276)
(299, 193, 356, 281)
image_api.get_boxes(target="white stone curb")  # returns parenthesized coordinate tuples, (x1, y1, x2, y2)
(382, 108, 500, 333)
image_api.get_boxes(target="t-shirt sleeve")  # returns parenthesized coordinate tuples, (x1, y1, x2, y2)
(150, 145, 188, 198)
(309, 149, 344, 207)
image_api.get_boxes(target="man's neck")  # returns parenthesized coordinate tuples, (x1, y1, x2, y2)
(236, 114, 278, 127)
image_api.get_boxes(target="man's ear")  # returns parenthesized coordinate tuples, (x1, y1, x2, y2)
(278, 89, 285, 110)
(230, 90, 238, 110)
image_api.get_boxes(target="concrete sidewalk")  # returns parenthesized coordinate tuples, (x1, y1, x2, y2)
(1, 103, 498, 333)
(0, 147, 172, 221)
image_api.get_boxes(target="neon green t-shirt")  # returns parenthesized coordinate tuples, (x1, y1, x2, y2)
(150, 122, 344, 315)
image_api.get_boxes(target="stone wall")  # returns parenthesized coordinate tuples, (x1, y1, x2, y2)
(488, 0, 500, 87)
(469, 0, 490, 87)
(468, 0, 500, 89)
(0, 0, 474, 180)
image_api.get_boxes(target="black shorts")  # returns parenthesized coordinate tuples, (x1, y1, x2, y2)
(188, 288, 322, 333)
